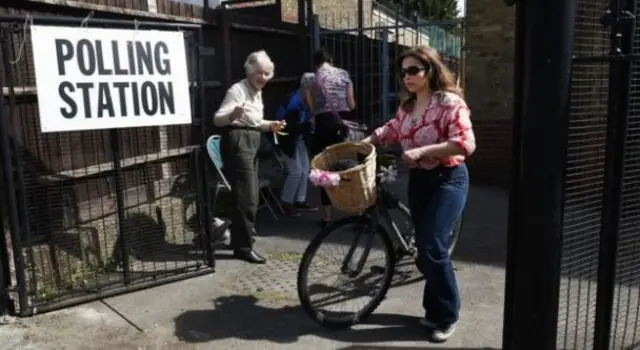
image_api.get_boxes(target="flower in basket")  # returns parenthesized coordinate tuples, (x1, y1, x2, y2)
(377, 166, 398, 184)
(309, 169, 341, 187)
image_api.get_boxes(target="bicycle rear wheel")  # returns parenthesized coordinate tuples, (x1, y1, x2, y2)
(297, 215, 395, 329)
(394, 202, 463, 255)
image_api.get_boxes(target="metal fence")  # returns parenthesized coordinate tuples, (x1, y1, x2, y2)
(309, 3, 464, 128)
(0, 13, 216, 316)
(0, 0, 311, 316)
(503, 0, 640, 349)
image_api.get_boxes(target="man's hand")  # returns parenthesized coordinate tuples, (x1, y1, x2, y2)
(269, 120, 286, 132)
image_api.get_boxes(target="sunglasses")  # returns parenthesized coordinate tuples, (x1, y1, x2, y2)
(399, 66, 427, 77)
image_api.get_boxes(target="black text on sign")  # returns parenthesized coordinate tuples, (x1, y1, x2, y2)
(31, 26, 191, 133)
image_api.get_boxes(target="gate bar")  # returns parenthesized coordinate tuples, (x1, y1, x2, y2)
(19, 267, 213, 316)
(0, 41, 28, 315)
(502, 0, 525, 346)
(502, 0, 577, 348)
(593, 0, 635, 348)
(0, 103, 13, 316)
(196, 27, 215, 268)
(109, 131, 131, 285)
(0, 14, 200, 29)
(319, 20, 465, 35)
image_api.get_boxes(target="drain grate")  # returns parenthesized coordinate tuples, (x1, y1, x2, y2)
(228, 254, 301, 301)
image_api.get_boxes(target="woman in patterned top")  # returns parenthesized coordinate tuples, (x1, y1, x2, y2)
(363, 45, 475, 342)
(303, 49, 357, 227)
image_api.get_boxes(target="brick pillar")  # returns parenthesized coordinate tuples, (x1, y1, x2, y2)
(464, 3, 515, 187)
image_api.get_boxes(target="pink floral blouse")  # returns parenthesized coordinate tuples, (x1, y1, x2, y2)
(373, 92, 476, 169)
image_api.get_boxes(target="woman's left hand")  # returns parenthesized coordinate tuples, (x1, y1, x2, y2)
(269, 120, 286, 132)
(401, 147, 425, 167)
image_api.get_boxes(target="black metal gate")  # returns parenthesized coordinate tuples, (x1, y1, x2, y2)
(0, 13, 217, 316)
(504, 0, 640, 349)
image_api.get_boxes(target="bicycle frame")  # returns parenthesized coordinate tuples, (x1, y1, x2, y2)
(340, 178, 412, 277)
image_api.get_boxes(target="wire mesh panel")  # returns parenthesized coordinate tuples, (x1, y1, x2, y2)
(314, 9, 464, 128)
(0, 15, 213, 315)
(557, 1, 610, 349)
(610, 1, 640, 348)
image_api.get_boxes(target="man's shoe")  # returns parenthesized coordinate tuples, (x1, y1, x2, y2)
(295, 202, 318, 212)
(233, 249, 266, 264)
(282, 202, 301, 216)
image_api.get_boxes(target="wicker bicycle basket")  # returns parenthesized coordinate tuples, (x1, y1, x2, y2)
(310, 141, 377, 214)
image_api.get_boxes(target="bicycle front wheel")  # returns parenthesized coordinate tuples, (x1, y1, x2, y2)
(296, 215, 395, 329)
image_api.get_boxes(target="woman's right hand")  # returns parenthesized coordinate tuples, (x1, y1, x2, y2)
(362, 134, 377, 144)
(229, 104, 245, 122)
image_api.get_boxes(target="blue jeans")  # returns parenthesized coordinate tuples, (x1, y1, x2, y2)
(408, 164, 468, 326)
(281, 136, 310, 204)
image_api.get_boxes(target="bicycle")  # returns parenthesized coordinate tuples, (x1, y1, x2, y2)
(296, 151, 463, 329)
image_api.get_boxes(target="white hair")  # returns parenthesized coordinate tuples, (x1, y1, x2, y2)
(244, 50, 274, 77)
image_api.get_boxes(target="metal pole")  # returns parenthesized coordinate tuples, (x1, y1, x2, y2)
(298, 0, 307, 72)
(313, 15, 320, 52)
(502, 1, 525, 347)
(0, 99, 14, 317)
(503, 0, 577, 348)
(0, 38, 27, 315)
(380, 30, 390, 121)
(196, 27, 215, 268)
(220, 8, 233, 88)
(357, 0, 364, 122)
(109, 131, 131, 285)
(593, 0, 635, 348)
(307, 0, 314, 62)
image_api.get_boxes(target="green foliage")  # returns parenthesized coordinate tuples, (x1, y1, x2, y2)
(390, 0, 459, 21)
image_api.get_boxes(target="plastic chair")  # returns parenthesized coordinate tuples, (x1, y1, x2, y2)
(206, 135, 281, 220)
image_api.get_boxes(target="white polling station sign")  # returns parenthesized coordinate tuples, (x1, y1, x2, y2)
(30, 25, 192, 133)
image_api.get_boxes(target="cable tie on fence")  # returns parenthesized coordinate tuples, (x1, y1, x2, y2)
(134, 19, 140, 31)
(9, 14, 33, 65)
(80, 11, 94, 28)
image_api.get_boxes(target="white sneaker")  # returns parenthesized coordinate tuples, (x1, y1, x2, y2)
(431, 322, 457, 342)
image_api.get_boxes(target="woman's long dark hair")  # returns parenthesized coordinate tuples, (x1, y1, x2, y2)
(313, 49, 333, 68)
(398, 45, 462, 109)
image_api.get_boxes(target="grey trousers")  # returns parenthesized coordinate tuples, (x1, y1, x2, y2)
(221, 127, 261, 250)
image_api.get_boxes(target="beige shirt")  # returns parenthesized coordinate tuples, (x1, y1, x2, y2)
(213, 79, 272, 131)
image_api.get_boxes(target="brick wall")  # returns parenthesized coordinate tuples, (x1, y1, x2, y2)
(280, 0, 372, 28)
(465, 2, 515, 187)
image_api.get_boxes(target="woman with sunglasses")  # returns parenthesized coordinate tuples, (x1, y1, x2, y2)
(363, 45, 476, 342)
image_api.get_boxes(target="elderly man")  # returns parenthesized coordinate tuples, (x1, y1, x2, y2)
(214, 50, 285, 264)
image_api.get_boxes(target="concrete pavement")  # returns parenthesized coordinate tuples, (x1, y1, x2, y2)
(0, 177, 508, 350)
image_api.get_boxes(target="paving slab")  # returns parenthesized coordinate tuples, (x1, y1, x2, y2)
(0, 178, 508, 350)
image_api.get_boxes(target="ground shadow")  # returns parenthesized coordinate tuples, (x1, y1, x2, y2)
(113, 211, 205, 264)
(174, 294, 473, 345)
(338, 347, 498, 350)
